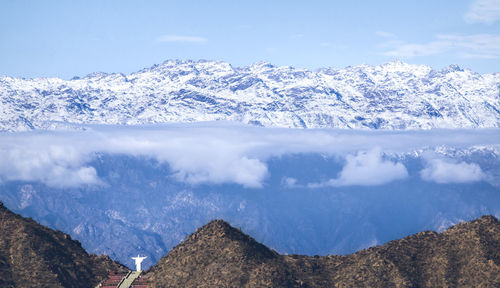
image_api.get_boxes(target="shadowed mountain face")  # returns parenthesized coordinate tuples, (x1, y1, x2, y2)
(0, 202, 126, 288)
(146, 216, 500, 288)
(1, 142, 499, 270)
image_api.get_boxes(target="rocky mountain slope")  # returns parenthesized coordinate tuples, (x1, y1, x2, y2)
(146, 216, 500, 287)
(1, 60, 499, 131)
(0, 199, 498, 287)
(0, 202, 126, 288)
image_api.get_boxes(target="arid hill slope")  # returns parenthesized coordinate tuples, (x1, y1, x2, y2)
(0, 202, 126, 288)
(0, 199, 498, 287)
(147, 216, 500, 287)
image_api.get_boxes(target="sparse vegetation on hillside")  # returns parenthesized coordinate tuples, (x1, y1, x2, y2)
(0, 202, 127, 288)
(147, 217, 500, 287)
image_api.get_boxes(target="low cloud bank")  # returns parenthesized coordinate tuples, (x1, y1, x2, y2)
(309, 149, 408, 187)
(420, 158, 485, 184)
(0, 123, 498, 188)
(0, 144, 100, 187)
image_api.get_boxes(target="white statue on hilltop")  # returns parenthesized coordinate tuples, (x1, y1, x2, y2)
(131, 255, 147, 272)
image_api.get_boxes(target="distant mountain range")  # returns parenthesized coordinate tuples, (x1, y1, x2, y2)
(1, 60, 499, 131)
(1, 202, 498, 287)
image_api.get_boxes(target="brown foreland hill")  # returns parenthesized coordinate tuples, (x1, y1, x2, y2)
(0, 202, 127, 288)
(0, 199, 498, 288)
(146, 217, 500, 288)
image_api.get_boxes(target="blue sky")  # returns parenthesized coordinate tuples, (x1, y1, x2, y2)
(1, 0, 499, 78)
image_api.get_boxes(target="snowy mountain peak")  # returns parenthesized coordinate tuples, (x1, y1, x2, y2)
(0, 60, 499, 131)
(83, 71, 111, 79)
(440, 64, 465, 73)
(249, 61, 275, 69)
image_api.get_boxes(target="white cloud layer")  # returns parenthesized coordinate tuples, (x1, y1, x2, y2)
(156, 34, 207, 43)
(465, 0, 500, 24)
(420, 158, 485, 184)
(0, 124, 498, 188)
(382, 33, 500, 59)
(308, 148, 408, 187)
(0, 145, 100, 188)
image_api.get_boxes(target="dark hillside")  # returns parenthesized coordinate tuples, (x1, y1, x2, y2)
(0, 202, 126, 288)
(147, 216, 500, 287)
(1, 199, 498, 287)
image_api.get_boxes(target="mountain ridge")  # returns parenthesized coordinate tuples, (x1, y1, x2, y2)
(0, 200, 498, 287)
(0, 201, 127, 288)
(146, 215, 500, 287)
(1, 60, 499, 131)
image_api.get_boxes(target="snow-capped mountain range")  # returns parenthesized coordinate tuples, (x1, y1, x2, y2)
(1, 60, 499, 131)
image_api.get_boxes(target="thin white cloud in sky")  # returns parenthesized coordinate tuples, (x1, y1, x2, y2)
(282, 177, 299, 188)
(375, 31, 396, 38)
(0, 124, 498, 188)
(156, 34, 208, 43)
(382, 33, 500, 59)
(420, 158, 485, 184)
(465, 0, 500, 24)
(308, 148, 408, 187)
